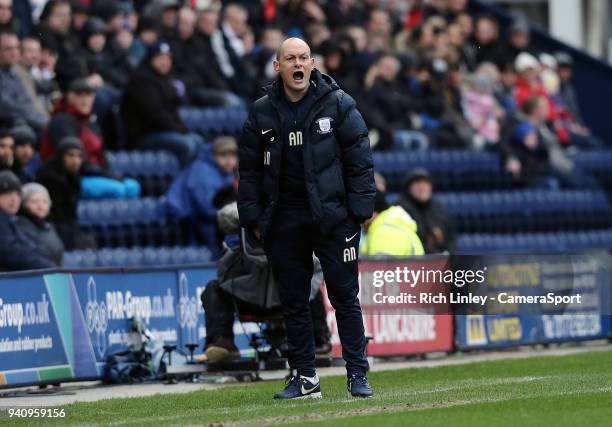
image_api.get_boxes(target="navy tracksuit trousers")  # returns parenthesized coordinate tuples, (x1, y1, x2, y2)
(264, 207, 369, 377)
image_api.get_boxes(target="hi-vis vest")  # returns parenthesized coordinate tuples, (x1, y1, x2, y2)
(360, 206, 425, 256)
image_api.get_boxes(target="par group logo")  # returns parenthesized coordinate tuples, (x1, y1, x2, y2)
(178, 273, 198, 343)
(85, 277, 108, 358)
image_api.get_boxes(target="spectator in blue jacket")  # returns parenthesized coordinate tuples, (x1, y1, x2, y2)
(0, 170, 57, 271)
(165, 136, 237, 254)
(10, 121, 40, 182)
(18, 182, 64, 265)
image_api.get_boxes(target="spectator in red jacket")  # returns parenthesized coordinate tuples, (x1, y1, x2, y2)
(41, 77, 106, 165)
(514, 52, 570, 144)
(41, 78, 141, 199)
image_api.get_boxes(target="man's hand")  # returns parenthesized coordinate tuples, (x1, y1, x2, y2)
(87, 74, 104, 88)
(430, 226, 444, 244)
(505, 157, 522, 179)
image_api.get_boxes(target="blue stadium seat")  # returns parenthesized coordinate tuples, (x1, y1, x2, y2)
(372, 149, 508, 192)
(434, 189, 612, 234)
(457, 229, 612, 254)
(63, 246, 213, 268)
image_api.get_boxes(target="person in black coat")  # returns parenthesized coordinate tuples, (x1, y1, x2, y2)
(81, 17, 132, 91)
(121, 41, 203, 165)
(397, 168, 456, 254)
(470, 15, 505, 69)
(36, 137, 85, 250)
(238, 38, 375, 399)
(170, 7, 237, 107)
(36, 0, 88, 92)
(365, 54, 417, 149)
(0, 170, 57, 271)
(17, 182, 64, 265)
(190, 5, 245, 95)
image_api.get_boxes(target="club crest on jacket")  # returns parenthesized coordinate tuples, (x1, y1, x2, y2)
(316, 117, 333, 134)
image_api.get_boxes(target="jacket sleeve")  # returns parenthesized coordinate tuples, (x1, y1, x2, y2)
(0, 217, 57, 270)
(237, 108, 264, 228)
(335, 90, 376, 222)
(47, 113, 80, 147)
(124, 79, 186, 133)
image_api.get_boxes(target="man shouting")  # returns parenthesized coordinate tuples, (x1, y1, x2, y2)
(238, 38, 375, 399)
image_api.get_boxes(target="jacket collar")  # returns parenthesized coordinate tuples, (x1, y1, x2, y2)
(263, 68, 339, 107)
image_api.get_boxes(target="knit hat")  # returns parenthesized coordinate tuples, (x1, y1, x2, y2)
(217, 202, 240, 234)
(68, 77, 95, 93)
(510, 19, 529, 34)
(137, 16, 159, 33)
(10, 123, 37, 146)
(404, 168, 432, 188)
(555, 51, 574, 68)
(83, 17, 108, 38)
(21, 182, 51, 205)
(146, 40, 171, 61)
(213, 136, 238, 155)
(0, 170, 21, 195)
(57, 136, 84, 153)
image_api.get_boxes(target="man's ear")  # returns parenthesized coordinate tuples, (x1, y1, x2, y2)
(273, 59, 280, 73)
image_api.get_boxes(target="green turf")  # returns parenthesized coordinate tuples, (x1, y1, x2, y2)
(3, 349, 612, 426)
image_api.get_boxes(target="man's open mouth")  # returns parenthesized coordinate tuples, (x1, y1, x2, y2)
(292, 70, 304, 82)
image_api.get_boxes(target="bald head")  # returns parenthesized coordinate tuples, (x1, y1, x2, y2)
(276, 37, 310, 60)
(273, 37, 315, 101)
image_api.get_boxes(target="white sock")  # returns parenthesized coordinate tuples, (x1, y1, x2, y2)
(301, 374, 319, 383)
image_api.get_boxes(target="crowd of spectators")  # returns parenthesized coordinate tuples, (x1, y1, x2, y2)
(0, 0, 607, 270)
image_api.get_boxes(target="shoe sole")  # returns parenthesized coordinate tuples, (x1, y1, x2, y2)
(205, 346, 240, 363)
(274, 392, 322, 400)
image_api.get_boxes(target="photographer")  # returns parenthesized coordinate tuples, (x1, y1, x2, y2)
(200, 201, 330, 363)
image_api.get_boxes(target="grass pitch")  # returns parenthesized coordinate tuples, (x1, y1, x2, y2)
(5, 349, 612, 426)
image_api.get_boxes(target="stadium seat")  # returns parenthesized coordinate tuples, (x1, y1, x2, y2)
(457, 229, 612, 254)
(63, 246, 213, 268)
(435, 189, 612, 234)
(78, 197, 182, 248)
(373, 149, 510, 192)
(106, 150, 180, 196)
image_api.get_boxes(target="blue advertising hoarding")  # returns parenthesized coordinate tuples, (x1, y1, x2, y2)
(0, 266, 216, 388)
(0, 264, 265, 389)
(455, 253, 611, 349)
(0, 272, 99, 386)
(71, 270, 181, 376)
(1, 253, 611, 388)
